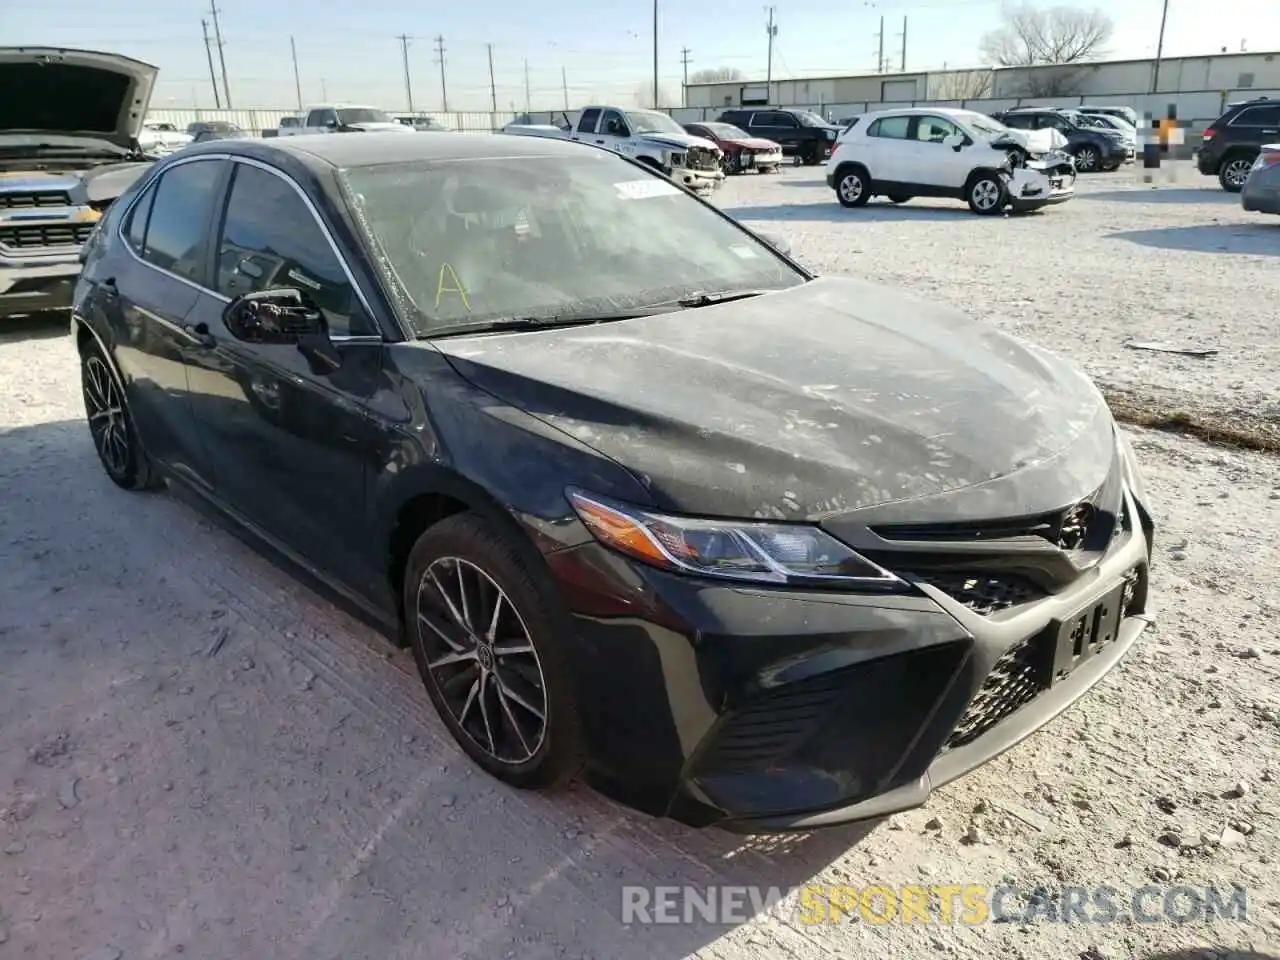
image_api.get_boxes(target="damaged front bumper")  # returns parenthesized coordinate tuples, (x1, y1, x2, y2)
(667, 163, 726, 193)
(1008, 156, 1076, 211)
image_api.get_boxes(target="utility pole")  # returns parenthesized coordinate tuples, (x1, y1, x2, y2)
(487, 44, 497, 113)
(897, 16, 907, 72)
(680, 46, 692, 106)
(200, 19, 221, 108)
(523, 59, 531, 114)
(208, 1, 231, 108)
(397, 34, 415, 112)
(765, 7, 777, 101)
(433, 35, 448, 112)
(290, 36, 303, 111)
(320, 77, 328, 101)
(875, 15, 885, 73)
(1151, 0, 1170, 93)
(561, 66, 569, 110)
(652, 0, 659, 109)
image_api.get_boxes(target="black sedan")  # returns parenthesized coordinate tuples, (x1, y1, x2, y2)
(71, 133, 1155, 831)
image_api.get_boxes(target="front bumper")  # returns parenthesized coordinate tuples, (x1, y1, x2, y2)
(669, 165, 725, 192)
(0, 259, 81, 318)
(1010, 167, 1076, 211)
(550, 488, 1154, 831)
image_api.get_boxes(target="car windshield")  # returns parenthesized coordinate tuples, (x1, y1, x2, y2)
(338, 108, 392, 125)
(628, 110, 686, 135)
(795, 111, 828, 127)
(701, 123, 750, 139)
(341, 153, 805, 337)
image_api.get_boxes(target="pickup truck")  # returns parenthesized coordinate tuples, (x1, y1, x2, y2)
(502, 106, 725, 193)
(280, 105, 415, 136)
(262, 116, 302, 138)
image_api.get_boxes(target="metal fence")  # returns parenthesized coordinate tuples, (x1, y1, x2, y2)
(145, 108, 517, 136)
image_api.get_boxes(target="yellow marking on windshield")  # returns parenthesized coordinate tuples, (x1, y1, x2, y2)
(435, 262, 471, 311)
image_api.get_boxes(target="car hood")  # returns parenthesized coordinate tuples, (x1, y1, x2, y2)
(0, 47, 158, 149)
(0, 162, 153, 203)
(723, 137, 781, 150)
(991, 128, 1068, 154)
(639, 132, 720, 152)
(435, 276, 1115, 522)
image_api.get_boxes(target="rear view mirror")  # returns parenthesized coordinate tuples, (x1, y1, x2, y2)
(942, 133, 965, 151)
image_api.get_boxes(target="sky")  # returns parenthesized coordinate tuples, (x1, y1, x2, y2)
(7, 0, 1279, 113)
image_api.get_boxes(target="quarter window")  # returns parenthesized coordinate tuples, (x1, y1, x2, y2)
(214, 162, 371, 337)
(141, 159, 223, 282)
(1231, 105, 1280, 127)
(867, 115, 911, 139)
(124, 181, 156, 253)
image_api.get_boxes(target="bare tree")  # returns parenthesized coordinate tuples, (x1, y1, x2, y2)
(633, 83, 681, 109)
(931, 69, 995, 100)
(979, 4, 1113, 67)
(688, 67, 745, 84)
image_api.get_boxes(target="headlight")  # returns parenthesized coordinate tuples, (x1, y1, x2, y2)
(567, 489, 905, 588)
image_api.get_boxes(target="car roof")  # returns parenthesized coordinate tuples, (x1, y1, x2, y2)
(858, 106, 979, 121)
(177, 131, 611, 169)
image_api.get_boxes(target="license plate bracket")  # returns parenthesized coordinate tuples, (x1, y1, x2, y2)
(1050, 583, 1125, 683)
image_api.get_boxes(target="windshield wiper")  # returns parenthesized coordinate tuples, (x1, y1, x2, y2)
(428, 306, 681, 339)
(675, 289, 772, 308)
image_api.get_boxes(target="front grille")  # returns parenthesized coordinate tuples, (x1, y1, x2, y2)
(916, 571, 1044, 615)
(945, 635, 1048, 750)
(687, 146, 720, 171)
(0, 191, 71, 210)
(0, 222, 94, 251)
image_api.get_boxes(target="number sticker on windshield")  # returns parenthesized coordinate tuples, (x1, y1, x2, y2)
(614, 180, 680, 200)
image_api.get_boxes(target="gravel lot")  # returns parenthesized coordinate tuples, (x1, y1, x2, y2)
(1, 166, 1278, 960)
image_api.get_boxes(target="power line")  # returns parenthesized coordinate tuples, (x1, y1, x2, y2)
(200, 19, 221, 108)
(208, 1, 232, 108)
(397, 34, 415, 112)
(433, 35, 448, 112)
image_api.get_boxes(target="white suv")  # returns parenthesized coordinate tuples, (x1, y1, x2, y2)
(825, 108, 1076, 215)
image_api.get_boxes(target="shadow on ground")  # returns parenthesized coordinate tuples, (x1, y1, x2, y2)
(0, 311, 70, 344)
(1141, 953, 1279, 960)
(726, 200, 1001, 224)
(1078, 188, 1241, 205)
(1107, 223, 1280, 255)
(0, 417, 873, 960)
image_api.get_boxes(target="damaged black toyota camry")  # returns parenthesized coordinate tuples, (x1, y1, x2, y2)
(72, 132, 1155, 831)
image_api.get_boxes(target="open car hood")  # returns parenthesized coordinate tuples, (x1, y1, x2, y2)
(0, 47, 158, 149)
(991, 127, 1067, 155)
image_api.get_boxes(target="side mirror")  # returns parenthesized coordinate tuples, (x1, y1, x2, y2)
(223, 288, 325, 345)
(942, 133, 965, 151)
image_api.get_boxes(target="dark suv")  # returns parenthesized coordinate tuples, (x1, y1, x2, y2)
(1196, 97, 1279, 192)
(716, 108, 840, 165)
(992, 108, 1131, 172)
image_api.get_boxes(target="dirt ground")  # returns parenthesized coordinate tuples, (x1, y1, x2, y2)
(1, 166, 1278, 960)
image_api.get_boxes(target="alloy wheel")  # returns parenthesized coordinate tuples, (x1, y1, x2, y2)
(83, 355, 130, 477)
(971, 179, 1001, 211)
(1223, 158, 1252, 189)
(415, 556, 549, 765)
(1075, 147, 1098, 172)
(838, 174, 863, 203)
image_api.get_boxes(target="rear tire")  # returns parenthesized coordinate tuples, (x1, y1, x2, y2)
(1073, 145, 1100, 173)
(1218, 153, 1256, 193)
(404, 513, 585, 790)
(79, 342, 161, 491)
(834, 166, 871, 208)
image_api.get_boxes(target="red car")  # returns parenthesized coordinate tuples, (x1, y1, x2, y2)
(684, 122, 785, 175)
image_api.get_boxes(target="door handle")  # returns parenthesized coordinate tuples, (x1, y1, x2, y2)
(183, 321, 216, 348)
(595, 139, 605, 144)
(100, 277, 119, 299)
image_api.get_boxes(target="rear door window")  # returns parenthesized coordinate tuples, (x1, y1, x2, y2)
(1231, 105, 1280, 127)
(867, 115, 911, 139)
(141, 159, 224, 283)
(577, 108, 601, 134)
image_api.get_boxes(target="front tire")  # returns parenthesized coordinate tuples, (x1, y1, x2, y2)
(967, 172, 1007, 215)
(1073, 145, 1100, 173)
(80, 344, 160, 491)
(404, 513, 584, 790)
(835, 166, 871, 207)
